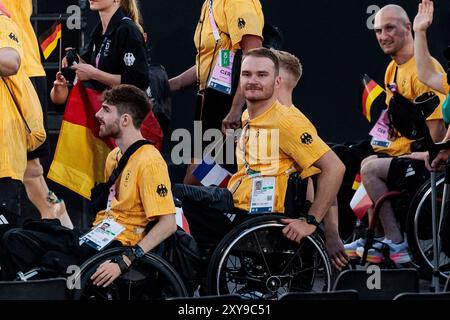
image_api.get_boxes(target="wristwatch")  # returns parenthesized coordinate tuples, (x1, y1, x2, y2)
(124, 245, 145, 264)
(301, 214, 320, 227)
(132, 245, 145, 259)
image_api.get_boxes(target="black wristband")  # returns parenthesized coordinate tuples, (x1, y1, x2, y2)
(123, 248, 137, 264)
(112, 256, 129, 273)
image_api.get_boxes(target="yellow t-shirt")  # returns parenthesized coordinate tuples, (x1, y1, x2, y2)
(0, 14, 45, 181)
(287, 105, 321, 179)
(443, 73, 449, 95)
(93, 145, 176, 246)
(194, 0, 264, 90)
(372, 56, 446, 156)
(3, 0, 45, 77)
(228, 100, 330, 212)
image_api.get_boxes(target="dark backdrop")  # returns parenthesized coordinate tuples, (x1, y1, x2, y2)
(33, 0, 450, 226)
(38, 0, 450, 144)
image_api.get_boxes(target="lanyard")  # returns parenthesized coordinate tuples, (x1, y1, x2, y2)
(208, 0, 221, 43)
(95, 36, 108, 69)
(239, 122, 261, 178)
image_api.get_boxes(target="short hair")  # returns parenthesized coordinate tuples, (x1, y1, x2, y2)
(271, 49, 302, 84)
(102, 84, 151, 129)
(243, 47, 280, 75)
(377, 4, 411, 26)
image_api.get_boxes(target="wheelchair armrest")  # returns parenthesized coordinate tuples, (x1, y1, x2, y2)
(434, 140, 450, 151)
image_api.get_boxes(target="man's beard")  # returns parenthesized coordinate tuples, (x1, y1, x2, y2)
(99, 120, 120, 138)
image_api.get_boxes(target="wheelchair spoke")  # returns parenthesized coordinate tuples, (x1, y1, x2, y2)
(280, 241, 306, 274)
(252, 231, 272, 276)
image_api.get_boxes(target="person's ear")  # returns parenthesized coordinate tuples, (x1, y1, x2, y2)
(121, 114, 132, 127)
(275, 75, 282, 88)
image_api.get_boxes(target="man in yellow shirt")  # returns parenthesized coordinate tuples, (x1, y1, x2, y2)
(1, 85, 176, 285)
(182, 48, 345, 249)
(169, 0, 264, 185)
(2, 0, 71, 227)
(413, 0, 450, 168)
(272, 49, 348, 270)
(345, 4, 446, 264)
(0, 5, 45, 239)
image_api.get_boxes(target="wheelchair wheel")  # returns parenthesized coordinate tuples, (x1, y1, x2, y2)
(406, 173, 450, 280)
(206, 215, 334, 299)
(70, 247, 188, 300)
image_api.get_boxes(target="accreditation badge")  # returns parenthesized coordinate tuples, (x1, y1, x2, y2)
(79, 218, 125, 251)
(206, 49, 235, 95)
(249, 177, 275, 214)
(369, 110, 391, 148)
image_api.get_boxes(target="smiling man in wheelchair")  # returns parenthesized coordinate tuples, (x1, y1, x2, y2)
(176, 48, 345, 261)
(0, 84, 177, 285)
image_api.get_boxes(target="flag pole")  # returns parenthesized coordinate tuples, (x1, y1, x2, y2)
(58, 14, 62, 73)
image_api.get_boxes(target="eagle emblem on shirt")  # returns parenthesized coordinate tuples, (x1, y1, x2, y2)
(300, 132, 313, 145)
(238, 18, 246, 29)
(123, 52, 136, 66)
(156, 184, 168, 197)
(9, 32, 18, 43)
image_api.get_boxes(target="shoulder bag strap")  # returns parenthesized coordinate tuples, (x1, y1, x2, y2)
(1, 77, 31, 133)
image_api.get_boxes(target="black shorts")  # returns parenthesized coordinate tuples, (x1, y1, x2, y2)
(28, 76, 50, 160)
(0, 178, 22, 239)
(387, 158, 429, 195)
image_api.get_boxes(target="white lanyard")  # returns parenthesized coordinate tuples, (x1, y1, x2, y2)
(208, 0, 221, 43)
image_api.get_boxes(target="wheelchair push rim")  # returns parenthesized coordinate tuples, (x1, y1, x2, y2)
(70, 247, 188, 300)
(206, 215, 334, 299)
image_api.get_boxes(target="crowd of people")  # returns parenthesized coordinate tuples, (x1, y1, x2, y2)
(0, 0, 449, 297)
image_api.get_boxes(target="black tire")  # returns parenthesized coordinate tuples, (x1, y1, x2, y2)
(206, 215, 334, 299)
(406, 173, 450, 280)
(70, 247, 188, 300)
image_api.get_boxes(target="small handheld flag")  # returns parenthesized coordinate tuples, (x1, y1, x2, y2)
(361, 74, 385, 122)
(192, 155, 232, 187)
(350, 183, 373, 220)
(39, 18, 62, 60)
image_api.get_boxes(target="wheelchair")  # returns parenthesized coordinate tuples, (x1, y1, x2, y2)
(406, 171, 450, 280)
(8, 241, 188, 300)
(69, 247, 188, 300)
(205, 214, 334, 299)
(175, 172, 336, 300)
(355, 91, 450, 289)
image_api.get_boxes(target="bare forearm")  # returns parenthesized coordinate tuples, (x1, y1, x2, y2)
(230, 83, 246, 112)
(0, 48, 20, 76)
(92, 69, 121, 88)
(169, 66, 197, 92)
(323, 200, 339, 237)
(137, 214, 177, 253)
(308, 153, 345, 222)
(415, 31, 446, 93)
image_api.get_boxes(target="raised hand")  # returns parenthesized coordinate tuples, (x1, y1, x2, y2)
(413, 0, 434, 33)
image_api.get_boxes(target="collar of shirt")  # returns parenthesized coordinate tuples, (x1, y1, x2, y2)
(90, 8, 127, 39)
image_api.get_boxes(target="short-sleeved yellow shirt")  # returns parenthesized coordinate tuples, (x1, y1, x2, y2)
(443, 73, 449, 95)
(93, 145, 176, 246)
(0, 14, 45, 181)
(228, 100, 330, 213)
(3, 0, 45, 77)
(372, 56, 446, 156)
(194, 0, 264, 90)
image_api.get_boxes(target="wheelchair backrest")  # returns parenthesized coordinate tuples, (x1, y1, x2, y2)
(283, 172, 310, 218)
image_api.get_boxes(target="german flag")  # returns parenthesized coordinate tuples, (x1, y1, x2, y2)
(48, 82, 164, 199)
(38, 19, 62, 59)
(361, 74, 385, 122)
